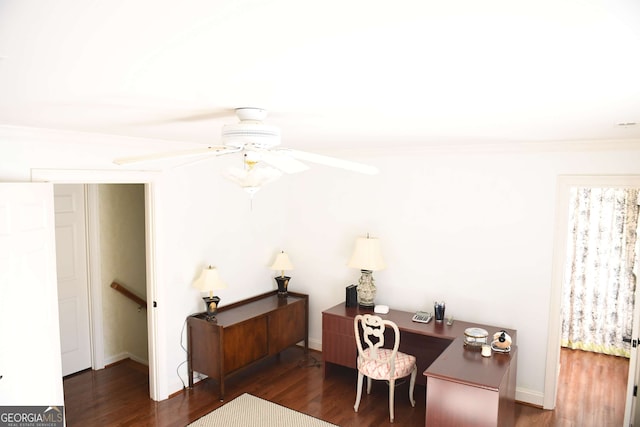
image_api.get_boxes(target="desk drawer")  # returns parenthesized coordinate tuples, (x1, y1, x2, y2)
(322, 312, 357, 369)
(323, 312, 356, 336)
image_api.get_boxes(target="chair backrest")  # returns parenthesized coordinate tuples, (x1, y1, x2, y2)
(354, 314, 401, 375)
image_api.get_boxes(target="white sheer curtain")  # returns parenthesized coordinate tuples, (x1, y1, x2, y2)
(561, 187, 639, 357)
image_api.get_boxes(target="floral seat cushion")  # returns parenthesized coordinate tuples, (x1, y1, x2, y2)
(358, 348, 416, 380)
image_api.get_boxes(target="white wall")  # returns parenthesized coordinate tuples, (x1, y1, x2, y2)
(153, 156, 289, 393)
(280, 144, 640, 404)
(148, 141, 640, 403)
(2, 134, 640, 405)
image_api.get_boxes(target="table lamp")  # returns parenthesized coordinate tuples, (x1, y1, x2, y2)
(270, 251, 294, 298)
(347, 234, 386, 307)
(193, 265, 227, 321)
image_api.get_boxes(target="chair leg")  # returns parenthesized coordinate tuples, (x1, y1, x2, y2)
(354, 372, 364, 412)
(366, 376, 372, 394)
(409, 367, 417, 407)
(388, 378, 396, 423)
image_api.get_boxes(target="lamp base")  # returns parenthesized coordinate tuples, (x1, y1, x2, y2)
(356, 270, 376, 307)
(203, 295, 221, 321)
(274, 276, 290, 298)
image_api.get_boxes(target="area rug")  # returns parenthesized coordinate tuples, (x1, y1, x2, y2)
(187, 393, 339, 427)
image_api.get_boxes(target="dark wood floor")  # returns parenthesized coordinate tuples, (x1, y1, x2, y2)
(63, 347, 628, 427)
(545, 347, 629, 427)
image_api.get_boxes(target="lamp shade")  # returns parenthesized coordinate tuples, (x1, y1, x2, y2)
(348, 235, 386, 271)
(193, 266, 228, 292)
(270, 251, 294, 271)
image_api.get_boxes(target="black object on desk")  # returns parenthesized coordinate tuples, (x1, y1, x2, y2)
(345, 284, 357, 307)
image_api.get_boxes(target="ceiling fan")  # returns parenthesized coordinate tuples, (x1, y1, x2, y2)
(114, 107, 378, 174)
(114, 107, 379, 195)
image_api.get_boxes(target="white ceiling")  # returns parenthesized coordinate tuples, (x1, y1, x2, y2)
(1, 0, 639, 158)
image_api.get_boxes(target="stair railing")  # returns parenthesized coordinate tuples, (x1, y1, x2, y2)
(110, 281, 147, 310)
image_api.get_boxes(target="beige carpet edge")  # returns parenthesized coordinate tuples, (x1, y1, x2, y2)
(187, 393, 339, 427)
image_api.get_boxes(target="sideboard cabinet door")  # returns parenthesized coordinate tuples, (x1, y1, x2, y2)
(224, 316, 269, 373)
(269, 299, 306, 355)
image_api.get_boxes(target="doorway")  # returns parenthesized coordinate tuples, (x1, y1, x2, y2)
(29, 168, 164, 402)
(558, 185, 637, 423)
(560, 186, 638, 355)
(545, 175, 640, 422)
(56, 184, 148, 374)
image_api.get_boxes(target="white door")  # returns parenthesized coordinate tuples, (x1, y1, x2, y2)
(624, 196, 640, 427)
(54, 184, 91, 376)
(0, 183, 64, 405)
(625, 283, 640, 425)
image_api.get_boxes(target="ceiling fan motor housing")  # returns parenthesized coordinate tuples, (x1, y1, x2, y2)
(222, 122, 281, 149)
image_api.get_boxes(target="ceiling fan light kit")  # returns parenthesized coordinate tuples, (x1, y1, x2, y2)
(224, 154, 283, 197)
(113, 107, 379, 196)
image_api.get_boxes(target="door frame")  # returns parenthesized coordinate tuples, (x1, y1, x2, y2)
(33, 168, 165, 401)
(544, 175, 640, 414)
(86, 184, 105, 370)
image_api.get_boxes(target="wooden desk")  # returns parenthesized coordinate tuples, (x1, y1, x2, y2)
(322, 303, 517, 427)
(188, 291, 308, 400)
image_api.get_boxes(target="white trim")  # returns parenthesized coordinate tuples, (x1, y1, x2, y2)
(624, 266, 640, 426)
(545, 175, 640, 410)
(516, 388, 545, 407)
(31, 168, 160, 183)
(86, 184, 105, 370)
(304, 139, 640, 159)
(104, 352, 149, 367)
(30, 169, 166, 402)
(3, 124, 640, 156)
(308, 338, 322, 352)
(543, 177, 571, 409)
(0, 124, 195, 147)
(145, 183, 165, 401)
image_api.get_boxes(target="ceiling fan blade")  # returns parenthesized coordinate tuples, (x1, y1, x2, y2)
(114, 145, 238, 165)
(154, 108, 237, 124)
(130, 107, 292, 126)
(257, 150, 310, 174)
(276, 149, 379, 175)
(127, 108, 237, 126)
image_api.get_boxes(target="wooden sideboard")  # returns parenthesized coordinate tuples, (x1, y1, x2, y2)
(322, 303, 517, 427)
(187, 291, 308, 400)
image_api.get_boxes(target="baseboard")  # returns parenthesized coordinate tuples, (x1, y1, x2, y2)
(515, 387, 545, 407)
(130, 353, 149, 366)
(308, 337, 322, 352)
(104, 352, 149, 367)
(295, 338, 322, 352)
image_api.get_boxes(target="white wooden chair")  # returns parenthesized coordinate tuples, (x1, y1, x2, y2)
(353, 314, 417, 423)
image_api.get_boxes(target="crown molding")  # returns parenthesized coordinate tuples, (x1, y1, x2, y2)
(30, 168, 160, 183)
(344, 138, 640, 157)
(3, 124, 640, 157)
(0, 124, 184, 148)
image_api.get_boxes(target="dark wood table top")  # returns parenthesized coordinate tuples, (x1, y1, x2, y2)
(323, 303, 517, 390)
(425, 338, 517, 390)
(191, 291, 307, 327)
